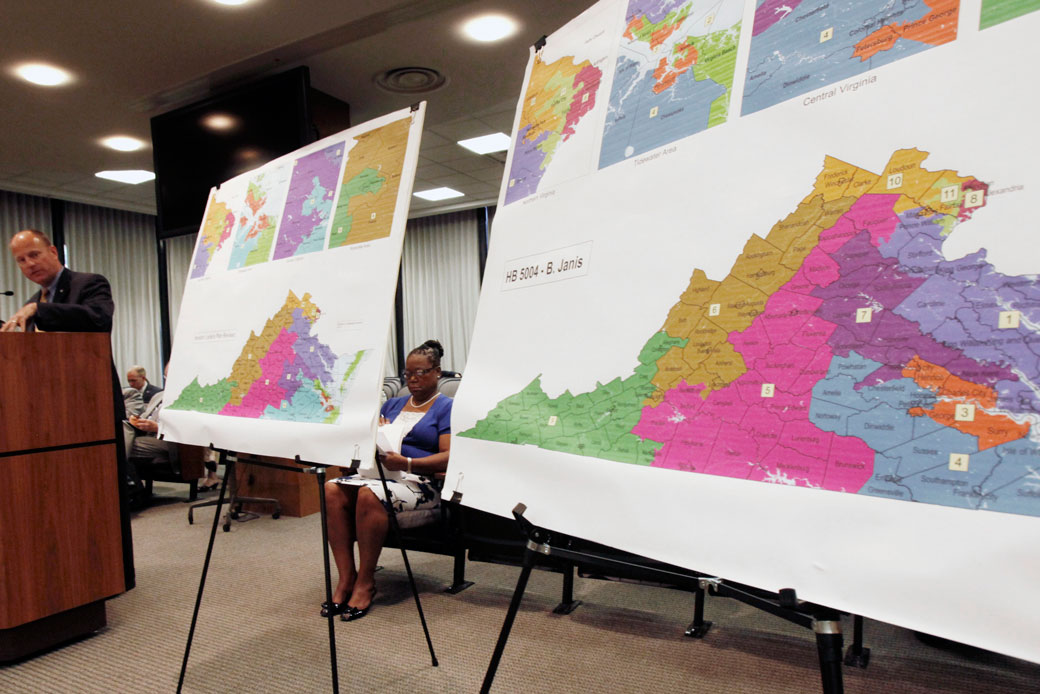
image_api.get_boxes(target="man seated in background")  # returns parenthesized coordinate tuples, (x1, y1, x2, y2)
(124, 365, 161, 416)
(124, 365, 220, 494)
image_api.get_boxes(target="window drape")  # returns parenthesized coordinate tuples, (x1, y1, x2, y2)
(164, 233, 195, 341)
(400, 210, 481, 375)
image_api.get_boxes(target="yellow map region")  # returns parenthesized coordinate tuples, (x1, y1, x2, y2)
(329, 117, 410, 248)
(648, 149, 978, 406)
(201, 193, 233, 248)
(520, 54, 592, 150)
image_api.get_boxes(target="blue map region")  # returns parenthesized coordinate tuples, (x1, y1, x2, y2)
(263, 378, 328, 421)
(811, 351, 1040, 516)
(742, 0, 939, 116)
(599, 55, 725, 168)
(297, 178, 333, 255)
(879, 205, 1040, 415)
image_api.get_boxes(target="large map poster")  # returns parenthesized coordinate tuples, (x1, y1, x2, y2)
(161, 106, 424, 465)
(449, 0, 1040, 663)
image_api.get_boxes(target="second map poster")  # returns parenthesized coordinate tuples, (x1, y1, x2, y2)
(161, 105, 424, 465)
(450, 0, 1040, 663)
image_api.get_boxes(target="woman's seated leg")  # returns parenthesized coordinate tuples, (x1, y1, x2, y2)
(349, 486, 389, 611)
(324, 481, 360, 605)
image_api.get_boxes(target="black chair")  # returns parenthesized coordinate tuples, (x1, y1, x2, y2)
(129, 442, 207, 503)
(382, 476, 473, 593)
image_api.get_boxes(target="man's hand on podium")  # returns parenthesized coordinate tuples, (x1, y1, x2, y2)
(0, 302, 37, 332)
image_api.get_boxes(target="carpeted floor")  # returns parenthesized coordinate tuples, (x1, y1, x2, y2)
(2, 482, 1038, 693)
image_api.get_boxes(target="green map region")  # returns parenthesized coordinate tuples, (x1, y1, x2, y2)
(463, 149, 1040, 518)
(169, 291, 363, 424)
(981, 0, 1040, 28)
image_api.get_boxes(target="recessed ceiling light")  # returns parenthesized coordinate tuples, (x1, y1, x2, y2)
(100, 136, 146, 152)
(414, 187, 465, 201)
(458, 133, 511, 155)
(461, 14, 519, 42)
(211, 0, 253, 5)
(201, 113, 239, 131)
(95, 170, 155, 185)
(11, 62, 73, 87)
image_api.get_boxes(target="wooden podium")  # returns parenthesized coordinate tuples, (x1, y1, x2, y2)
(0, 333, 130, 661)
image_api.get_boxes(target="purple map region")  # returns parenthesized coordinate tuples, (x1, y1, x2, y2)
(626, 0, 682, 24)
(273, 143, 344, 260)
(811, 195, 1020, 392)
(876, 205, 1040, 415)
(753, 0, 805, 36)
(288, 307, 336, 384)
(505, 125, 552, 204)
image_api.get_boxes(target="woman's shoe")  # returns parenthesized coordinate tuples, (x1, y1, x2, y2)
(320, 601, 349, 618)
(341, 605, 369, 622)
(199, 483, 219, 491)
(340, 587, 377, 621)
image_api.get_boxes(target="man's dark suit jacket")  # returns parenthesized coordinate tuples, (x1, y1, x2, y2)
(141, 382, 162, 403)
(26, 268, 113, 332)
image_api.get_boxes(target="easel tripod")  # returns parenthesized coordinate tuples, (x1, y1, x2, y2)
(176, 448, 437, 693)
(480, 503, 866, 694)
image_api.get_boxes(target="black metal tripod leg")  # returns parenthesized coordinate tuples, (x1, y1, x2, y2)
(373, 457, 438, 667)
(315, 467, 340, 694)
(177, 452, 231, 693)
(480, 548, 537, 694)
(814, 617, 845, 694)
(685, 584, 713, 638)
(552, 563, 581, 614)
(843, 614, 870, 668)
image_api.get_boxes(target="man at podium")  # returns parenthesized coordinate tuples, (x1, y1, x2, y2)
(1, 229, 113, 332)
(2, 227, 135, 591)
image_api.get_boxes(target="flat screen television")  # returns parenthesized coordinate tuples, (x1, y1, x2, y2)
(151, 67, 315, 240)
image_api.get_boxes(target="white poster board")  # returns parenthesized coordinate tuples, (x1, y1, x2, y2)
(161, 105, 425, 466)
(449, 0, 1040, 663)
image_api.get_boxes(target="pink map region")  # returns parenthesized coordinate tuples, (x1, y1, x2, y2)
(562, 65, 602, 138)
(785, 247, 841, 295)
(633, 219, 877, 490)
(818, 194, 900, 254)
(220, 329, 299, 417)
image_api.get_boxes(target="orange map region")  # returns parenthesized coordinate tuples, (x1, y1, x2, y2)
(853, 0, 959, 61)
(623, 16, 644, 40)
(903, 356, 1029, 450)
(652, 42, 698, 93)
(245, 183, 266, 215)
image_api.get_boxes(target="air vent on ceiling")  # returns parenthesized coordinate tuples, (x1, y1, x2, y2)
(374, 67, 447, 94)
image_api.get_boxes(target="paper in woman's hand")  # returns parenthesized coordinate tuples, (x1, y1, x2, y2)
(376, 418, 407, 455)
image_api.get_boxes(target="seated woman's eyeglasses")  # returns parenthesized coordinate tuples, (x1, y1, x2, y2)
(403, 368, 435, 379)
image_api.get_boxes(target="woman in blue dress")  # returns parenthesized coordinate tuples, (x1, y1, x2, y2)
(323, 340, 452, 621)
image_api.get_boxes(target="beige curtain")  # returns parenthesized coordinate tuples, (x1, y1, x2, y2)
(64, 202, 161, 387)
(164, 233, 195, 341)
(401, 210, 481, 374)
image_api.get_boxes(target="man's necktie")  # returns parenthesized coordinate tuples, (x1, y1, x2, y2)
(34, 287, 47, 332)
